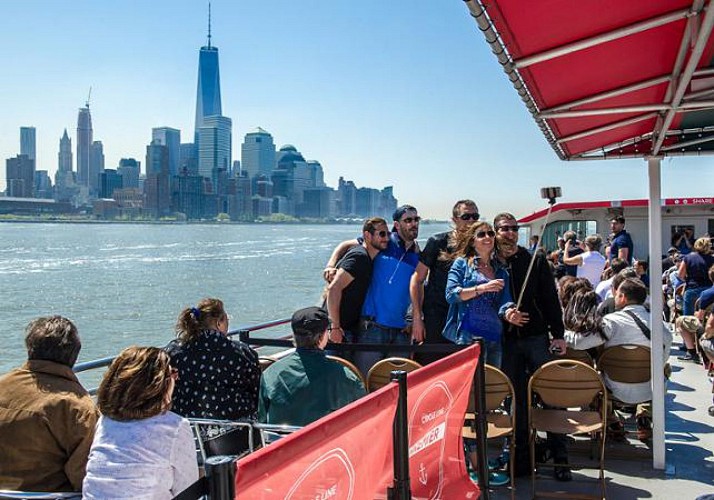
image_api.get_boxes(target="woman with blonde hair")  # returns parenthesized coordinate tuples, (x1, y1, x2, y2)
(83, 346, 198, 499)
(165, 298, 260, 419)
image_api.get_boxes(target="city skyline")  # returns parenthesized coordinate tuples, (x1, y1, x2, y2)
(1, 1, 713, 219)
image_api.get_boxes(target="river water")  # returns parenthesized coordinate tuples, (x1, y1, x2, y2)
(0, 222, 449, 386)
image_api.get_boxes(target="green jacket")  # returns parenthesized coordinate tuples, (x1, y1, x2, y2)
(258, 349, 365, 426)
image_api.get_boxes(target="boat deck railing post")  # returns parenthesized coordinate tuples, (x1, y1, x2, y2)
(205, 455, 236, 500)
(473, 337, 490, 499)
(389, 370, 412, 500)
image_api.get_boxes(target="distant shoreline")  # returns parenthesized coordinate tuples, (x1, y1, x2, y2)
(0, 217, 448, 225)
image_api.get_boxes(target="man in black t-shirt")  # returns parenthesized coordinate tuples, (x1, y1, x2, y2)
(326, 217, 390, 355)
(410, 199, 479, 364)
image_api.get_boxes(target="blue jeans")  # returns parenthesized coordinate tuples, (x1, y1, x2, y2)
(355, 322, 411, 377)
(683, 286, 707, 316)
(482, 339, 503, 368)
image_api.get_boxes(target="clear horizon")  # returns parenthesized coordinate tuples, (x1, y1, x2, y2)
(1, 1, 713, 219)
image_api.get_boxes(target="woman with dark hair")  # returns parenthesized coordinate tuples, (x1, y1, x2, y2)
(561, 280, 606, 351)
(442, 221, 526, 367)
(83, 346, 198, 499)
(165, 298, 260, 420)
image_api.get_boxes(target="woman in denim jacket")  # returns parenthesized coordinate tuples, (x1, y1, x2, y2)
(442, 221, 524, 367)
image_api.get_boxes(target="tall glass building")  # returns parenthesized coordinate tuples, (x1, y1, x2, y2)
(241, 127, 276, 178)
(20, 127, 36, 162)
(198, 115, 232, 182)
(194, 45, 222, 145)
(76, 106, 93, 189)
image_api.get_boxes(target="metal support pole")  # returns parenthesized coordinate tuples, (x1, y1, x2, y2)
(472, 338, 490, 498)
(238, 329, 249, 344)
(647, 157, 666, 470)
(205, 455, 236, 500)
(391, 370, 412, 500)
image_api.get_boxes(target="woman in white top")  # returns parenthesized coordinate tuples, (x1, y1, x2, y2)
(83, 346, 198, 500)
(563, 234, 607, 288)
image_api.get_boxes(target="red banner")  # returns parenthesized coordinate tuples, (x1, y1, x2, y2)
(235, 383, 399, 499)
(406, 344, 480, 499)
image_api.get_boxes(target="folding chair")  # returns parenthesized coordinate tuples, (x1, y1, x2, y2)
(462, 364, 516, 499)
(528, 359, 608, 500)
(597, 344, 652, 440)
(562, 347, 595, 367)
(0, 492, 81, 500)
(366, 357, 422, 392)
(326, 354, 367, 387)
(189, 418, 262, 464)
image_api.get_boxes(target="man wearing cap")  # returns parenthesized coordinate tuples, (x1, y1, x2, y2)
(258, 307, 365, 427)
(410, 199, 479, 365)
(606, 216, 634, 265)
(322, 205, 422, 375)
(357, 205, 421, 375)
(326, 217, 390, 357)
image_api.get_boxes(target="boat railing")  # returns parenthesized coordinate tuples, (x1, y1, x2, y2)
(73, 317, 293, 393)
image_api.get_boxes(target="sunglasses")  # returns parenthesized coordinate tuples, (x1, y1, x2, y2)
(401, 216, 421, 224)
(476, 230, 496, 238)
(497, 225, 520, 233)
(459, 213, 480, 221)
(373, 230, 388, 238)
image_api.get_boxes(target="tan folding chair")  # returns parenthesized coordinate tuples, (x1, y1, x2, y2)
(366, 357, 422, 392)
(462, 364, 516, 499)
(258, 356, 277, 372)
(326, 354, 367, 388)
(528, 359, 608, 500)
(562, 347, 595, 367)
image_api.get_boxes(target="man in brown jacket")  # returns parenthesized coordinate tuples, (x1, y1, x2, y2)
(0, 316, 99, 492)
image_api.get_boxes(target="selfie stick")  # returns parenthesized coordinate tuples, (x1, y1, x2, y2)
(515, 187, 562, 310)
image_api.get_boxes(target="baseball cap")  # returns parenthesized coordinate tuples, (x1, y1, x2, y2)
(291, 306, 329, 336)
(667, 247, 678, 254)
(392, 205, 417, 221)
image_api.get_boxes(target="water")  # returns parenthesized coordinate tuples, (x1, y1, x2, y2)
(0, 222, 449, 386)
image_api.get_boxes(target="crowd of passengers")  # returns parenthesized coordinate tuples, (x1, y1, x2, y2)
(1, 201, 713, 497)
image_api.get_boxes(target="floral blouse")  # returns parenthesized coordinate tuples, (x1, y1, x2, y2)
(165, 329, 260, 420)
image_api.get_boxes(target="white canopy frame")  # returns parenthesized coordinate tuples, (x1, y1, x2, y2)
(465, 0, 714, 469)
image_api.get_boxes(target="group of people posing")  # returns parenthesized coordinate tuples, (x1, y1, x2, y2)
(2, 201, 708, 496)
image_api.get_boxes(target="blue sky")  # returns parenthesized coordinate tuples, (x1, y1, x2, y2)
(1, 1, 713, 219)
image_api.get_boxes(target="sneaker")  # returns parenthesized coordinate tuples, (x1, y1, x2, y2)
(678, 352, 701, 363)
(489, 471, 510, 486)
(469, 470, 479, 483)
(487, 458, 500, 471)
(553, 458, 572, 482)
(607, 420, 627, 442)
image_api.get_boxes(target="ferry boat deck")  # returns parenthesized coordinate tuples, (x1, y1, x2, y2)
(489, 328, 714, 499)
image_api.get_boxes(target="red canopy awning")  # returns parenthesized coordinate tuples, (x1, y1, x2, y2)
(465, 0, 714, 160)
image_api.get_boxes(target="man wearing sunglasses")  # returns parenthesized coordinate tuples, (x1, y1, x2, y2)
(493, 212, 569, 481)
(410, 199, 479, 364)
(355, 205, 422, 374)
(326, 217, 390, 359)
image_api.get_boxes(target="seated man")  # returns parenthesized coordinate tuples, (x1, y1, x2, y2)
(0, 316, 99, 492)
(601, 278, 672, 439)
(258, 307, 366, 427)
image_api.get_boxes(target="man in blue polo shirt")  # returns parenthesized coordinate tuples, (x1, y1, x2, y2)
(356, 205, 421, 374)
(607, 215, 634, 265)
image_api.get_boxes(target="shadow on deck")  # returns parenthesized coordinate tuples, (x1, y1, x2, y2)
(488, 350, 714, 499)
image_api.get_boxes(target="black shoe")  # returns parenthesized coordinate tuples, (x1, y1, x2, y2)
(678, 352, 701, 363)
(553, 458, 572, 482)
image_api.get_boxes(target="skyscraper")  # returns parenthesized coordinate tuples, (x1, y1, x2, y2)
(198, 115, 232, 182)
(152, 127, 181, 176)
(76, 105, 93, 189)
(20, 127, 36, 162)
(241, 128, 276, 178)
(194, 5, 222, 144)
(58, 129, 72, 173)
(6, 154, 35, 198)
(90, 140, 105, 193)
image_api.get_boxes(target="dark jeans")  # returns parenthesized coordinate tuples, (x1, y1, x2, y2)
(501, 334, 567, 467)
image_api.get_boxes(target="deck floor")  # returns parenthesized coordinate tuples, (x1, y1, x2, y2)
(487, 337, 714, 499)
